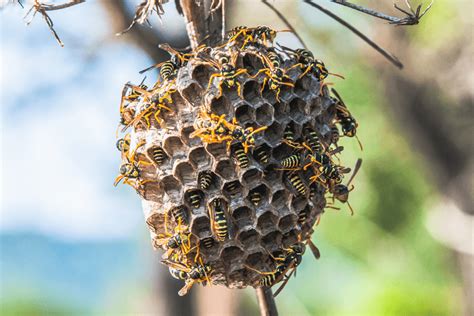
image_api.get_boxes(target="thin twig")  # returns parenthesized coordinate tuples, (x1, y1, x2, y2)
(303, 0, 403, 69)
(39, 0, 85, 11)
(256, 287, 278, 316)
(330, 0, 433, 26)
(116, 0, 167, 36)
(261, 0, 308, 50)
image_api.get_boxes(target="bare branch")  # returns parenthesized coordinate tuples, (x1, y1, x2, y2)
(303, 0, 404, 69)
(116, 0, 168, 36)
(23, 0, 84, 47)
(331, 0, 433, 26)
(261, 0, 308, 50)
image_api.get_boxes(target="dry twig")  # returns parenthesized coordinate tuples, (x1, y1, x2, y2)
(116, 0, 169, 36)
(331, 0, 433, 26)
(256, 287, 278, 316)
(24, 0, 85, 47)
(303, 0, 403, 69)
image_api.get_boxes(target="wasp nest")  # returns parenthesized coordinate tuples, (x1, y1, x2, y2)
(115, 26, 360, 296)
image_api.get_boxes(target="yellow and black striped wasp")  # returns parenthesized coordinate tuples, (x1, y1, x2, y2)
(328, 158, 362, 215)
(153, 213, 193, 259)
(161, 258, 212, 296)
(202, 50, 248, 99)
(224, 26, 291, 48)
(139, 43, 194, 83)
(331, 88, 363, 151)
(116, 133, 131, 160)
(251, 50, 294, 102)
(208, 198, 228, 242)
(113, 140, 154, 189)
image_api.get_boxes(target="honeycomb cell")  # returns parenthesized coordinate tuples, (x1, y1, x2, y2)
(205, 142, 228, 159)
(181, 82, 202, 107)
(235, 103, 254, 124)
(247, 184, 269, 207)
(237, 228, 260, 249)
(221, 246, 245, 268)
(180, 125, 201, 147)
(271, 189, 289, 208)
(174, 161, 196, 185)
(263, 164, 283, 184)
(163, 136, 187, 159)
(255, 103, 274, 126)
(161, 175, 181, 201)
(294, 76, 312, 98)
(223, 180, 242, 197)
(273, 101, 288, 122)
(215, 159, 236, 179)
(242, 80, 261, 102)
(281, 229, 300, 248)
(257, 211, 278, 233)
(231, 206, 253, 229)
(190, 214, 211, 236)
(289, 97, 306, 120)
(252, 143, 271, 165)
(263, 121, 283, 145)
(278, 214, 297, 232)
(210, 96, 231, 116)
(189, 147, 212, 169)
(184, 189, 205, 211)
(192, 64, 211, 88)
(240, 168, 262, 187)
(261, 230, 283, 252)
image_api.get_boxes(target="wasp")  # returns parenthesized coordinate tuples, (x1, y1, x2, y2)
(153, 214, 192, 258)
(329, 126, 340, 145)
(190, 111, 267, 153)
(170, 205, 188, 225)
(116, 133, 131, 159)
(249, 191, 262, 206)
(254, 146, 269, 164)
(280, 154, 302, 170)
(161, 259, 212, 296)
(201, 237, 215, 249)
(208, 198, 228, 241)
(331, 88, 363, 151)
(287, 172, 307, 196)
(124, 85, 174, 130)
(303, 127, 324, 154)
(187, 190, 203, 209)
(224, 26, 290, 48)
(329, 159, 362, 215)
(149, 146, 167, 165)
(297, 207, 308, 226)
(198, 170, 214, 190)
(113, 141, 153, 188)
(117, 81, 147, 136)
(140, 43, 193, 82)
(203, 51, 248, 99)
(252, 51, 294, 102)
(233, 143, 249, 168)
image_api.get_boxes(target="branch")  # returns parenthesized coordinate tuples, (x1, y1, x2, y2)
(303, 0, 404, 69)
(330, 0, 433, 26)
(115, 0, 168, 36)
(256, 288, 278, 316)
(23, 0, 85, 47)
(261, 0, 308, 50)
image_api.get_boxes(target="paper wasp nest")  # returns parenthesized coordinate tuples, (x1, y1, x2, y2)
(115, 26, 360, 295)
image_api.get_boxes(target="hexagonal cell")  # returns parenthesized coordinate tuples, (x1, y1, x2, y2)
(255, 103, 274, 126)
(161, 175, 181, 201)
(308, 98, 323, 117)
(252, 143, 271, 165)
(263, 121, 283, 145)
(180, 125, 201, 147)
(273, 101, 288, 122)
(215, 159, 236, 179)
(174, 161, 196, 185)
(241, 168, 262, 187)
(263, 164, 283, 183)
(197, 170, 220, 191)
(271, 142, 294, 162)
(163, 136, 187, 159)
(271, 189, 289, 208)
(247, 184, 269, 207)
(192, 64, 211, 88)
(235, 103, 254, 124)
(169, 205, 190, 226)
(257, 211, 278, 232)
(242, 80, 261, 102)
(231, 206, 253, 229)
(221, 245, 244, 267)
(223, 180, 242, 197)
(294, 76, 312, 98)
(291, 196, 308, 212)
(237, 228, 260, 249)
(278, 214, 297, 232)
(190, 214, 211, 236)
(261, 230, 283, 251)
(184, 189, 205, 210)
(147, 145, 168, 166)
(205, 142, 228, 159)
(281, 229, 299, 248)
(278, 84, 294, 101)
(210, 96, 231, 116)
(230, 143, 250, 169)
(200, 236, 216, 249)
(145, 212, 164, 234)
(289, 97, 306, 120)
(242, 53, 264, 74)
(189, 147, 212, 169)
(181, 82, 202, 107)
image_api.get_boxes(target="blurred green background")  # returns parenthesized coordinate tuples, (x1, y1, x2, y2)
(1, 0, 471, 315)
